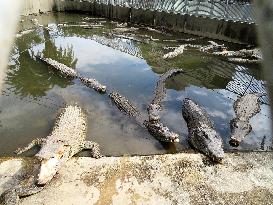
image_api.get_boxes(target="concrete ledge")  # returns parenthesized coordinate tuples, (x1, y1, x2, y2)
(1, 152, 273, 204)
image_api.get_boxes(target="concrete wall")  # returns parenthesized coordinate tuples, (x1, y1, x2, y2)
(21, 0, 56, 15)
(20, 0, 257, 44)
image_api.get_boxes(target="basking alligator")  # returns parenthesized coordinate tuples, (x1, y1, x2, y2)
(182, 98, 224, 162)
(15, 105, 101, 185)
(109, 91, 179, 142)
(229, 93, 262, 146)
(36, 55, 107, 93)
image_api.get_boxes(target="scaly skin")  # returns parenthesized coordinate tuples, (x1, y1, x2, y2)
(230, 93, 262, 146)
(214, 48, 262, 63)
(0, 177, 43, 205)
(109, 91, 179, 142)
(37, 56, 106, 93)
(6, 105, 101, 204)
(79, 76, 106, 93)
(36, 56, 78, 78)
(147, 69, 183, 142)
(182, 98, 224, 162)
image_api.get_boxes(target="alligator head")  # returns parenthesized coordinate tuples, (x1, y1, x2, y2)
(190, 125, 224, 163)
(229, 119, 252, 147)
(36, 141, 70, 185)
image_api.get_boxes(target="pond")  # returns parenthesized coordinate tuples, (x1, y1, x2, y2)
(0, 13, 272, 157)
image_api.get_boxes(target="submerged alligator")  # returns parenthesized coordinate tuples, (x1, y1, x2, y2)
(182, 98, 224, 162)
(15, 105, 101, 185)
(109, 91, 179, 142)
(36, 55, 107, 93)
(229, 93, 262, 147)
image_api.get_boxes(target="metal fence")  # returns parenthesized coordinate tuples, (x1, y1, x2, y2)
(92, 0, 255, 23)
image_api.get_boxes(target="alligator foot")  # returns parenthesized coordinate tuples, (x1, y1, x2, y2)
(14, 138, 45, 155)
(0, 178, 43, 205)
(83, 141, 102, 158)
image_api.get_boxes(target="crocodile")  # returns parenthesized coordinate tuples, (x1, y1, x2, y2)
(182, 98, 224, 162)
(229, 93, 262, 147)
(147, 69, 183, 142)
(199, 41, 227, 53)
(79, 76, 107, 93)
(14, 105, 101, 185)
(36, 55, 107, 93)
(36, 56, 78, 78)
(108, 91, 146, 128)
(109, 91, 179, 142)
(214, 48, 262, 63)
(163, 45, 186, 59)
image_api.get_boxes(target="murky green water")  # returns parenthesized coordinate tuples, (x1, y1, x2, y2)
(0, 13, 272, 156)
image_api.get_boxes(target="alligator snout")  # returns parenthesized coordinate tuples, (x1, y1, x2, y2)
(229, 119, 252, 147)
(37, 157, 61, 185)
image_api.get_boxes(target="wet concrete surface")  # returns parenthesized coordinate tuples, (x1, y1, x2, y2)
(1, 152, 273, 204)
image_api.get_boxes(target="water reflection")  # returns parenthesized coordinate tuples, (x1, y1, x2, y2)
(0, 13, 271, 157)
(5, 28, 78, 98)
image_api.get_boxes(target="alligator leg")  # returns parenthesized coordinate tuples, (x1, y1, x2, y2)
(0, 189, 19, 205)
(14, 138, 44, 154)
(82, 141, 102, 159)
(17, 185, 44, 197)
(1, 186, 43, 205)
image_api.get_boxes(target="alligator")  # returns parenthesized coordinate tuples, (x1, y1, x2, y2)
(36, 56, 78, 78)
(149, 63, 180, 120)
(79, 76, 107, 93)
(14, 105, 101, 185)
(199, 41, 227, 53)
(146, 69, 183, 142)
(36, 55, 107, 93)
(182, 98, 224, 162)
(229, 93, 262, 147)
(162, 41, 225, 59)
(109, 92, 141, 118)
(163, 45, 186, 59)
(214, 48, 262, 63)
(109, 91, 179, 142)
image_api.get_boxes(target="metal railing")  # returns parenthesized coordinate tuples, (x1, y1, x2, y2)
(93, 0, 255, 23)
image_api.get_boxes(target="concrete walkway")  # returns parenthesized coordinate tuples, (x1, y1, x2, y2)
(1, 152, 273, 204)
